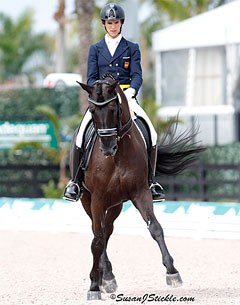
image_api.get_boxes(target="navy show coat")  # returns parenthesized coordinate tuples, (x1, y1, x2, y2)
(87, 37, 143, 95)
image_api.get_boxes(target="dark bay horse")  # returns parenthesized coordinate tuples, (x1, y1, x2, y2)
(74, 75, 204, 300)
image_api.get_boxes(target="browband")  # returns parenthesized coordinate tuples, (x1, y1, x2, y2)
(88, 95, 117, 106)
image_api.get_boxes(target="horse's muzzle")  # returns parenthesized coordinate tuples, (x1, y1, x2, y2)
(100, 140, 118, 157)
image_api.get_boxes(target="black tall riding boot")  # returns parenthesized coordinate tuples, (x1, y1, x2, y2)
(148, 145, 165, 202)
(63, 146, 83, 202)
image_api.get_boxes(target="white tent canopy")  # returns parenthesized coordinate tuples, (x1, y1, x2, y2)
(152, 0, 240, 52)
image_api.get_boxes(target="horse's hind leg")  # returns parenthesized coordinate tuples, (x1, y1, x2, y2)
(133, 193, 183, 287)
(100, 203, 122, 293)
(148, 213, 183, 287)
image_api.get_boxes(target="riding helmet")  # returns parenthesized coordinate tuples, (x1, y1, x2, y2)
(100, 3, 125, 24)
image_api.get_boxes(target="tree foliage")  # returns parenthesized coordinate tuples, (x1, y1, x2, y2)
(0, 9, 54, 82)
(152, 0, 227, 20)
(141, 0, 228, 48)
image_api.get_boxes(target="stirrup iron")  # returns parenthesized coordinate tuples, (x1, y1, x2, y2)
(63, 181, 81, 202)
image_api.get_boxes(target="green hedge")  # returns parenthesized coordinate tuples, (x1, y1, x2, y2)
(173, 143, 240, 200)
(0, 149, 55, 166)
(0, 87, 80, 120)
(200, 143, 240, 164)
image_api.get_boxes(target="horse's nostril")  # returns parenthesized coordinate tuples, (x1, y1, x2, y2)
(113, 144, 118, 151)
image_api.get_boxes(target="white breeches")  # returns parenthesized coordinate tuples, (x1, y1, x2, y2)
(75, 96, 157, 148)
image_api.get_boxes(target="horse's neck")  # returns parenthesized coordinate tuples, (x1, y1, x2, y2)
(121, 101, 131, 124)
(116, 86, 131, 124)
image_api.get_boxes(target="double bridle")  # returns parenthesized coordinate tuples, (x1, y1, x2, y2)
(88, 80, 132, 139)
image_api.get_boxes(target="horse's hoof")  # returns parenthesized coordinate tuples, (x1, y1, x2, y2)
(166, 272, 183, 287)
(101, 277, 118, 293)
(87, 290, 101, 300)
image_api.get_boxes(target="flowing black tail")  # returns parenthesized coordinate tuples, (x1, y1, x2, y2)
(156, 121, 206, 176)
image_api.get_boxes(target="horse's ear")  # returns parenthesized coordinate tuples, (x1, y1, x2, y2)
(76, 81, 92, 94)
(108, 81, 118, 93)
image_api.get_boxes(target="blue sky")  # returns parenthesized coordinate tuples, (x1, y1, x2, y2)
(0, 0, 75, 33)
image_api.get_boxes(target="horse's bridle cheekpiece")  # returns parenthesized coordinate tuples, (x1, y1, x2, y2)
(88, 79, 132, 140)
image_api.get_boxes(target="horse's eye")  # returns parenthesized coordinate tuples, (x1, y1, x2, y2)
(109, 102, 117, 113)
(89, 106, 95, 113)
(111, 108, 117, 115)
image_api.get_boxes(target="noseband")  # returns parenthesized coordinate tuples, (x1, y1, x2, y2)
(88, 80, 132, 139)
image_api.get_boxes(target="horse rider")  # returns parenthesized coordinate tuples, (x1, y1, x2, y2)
(63, 2, 165, 202)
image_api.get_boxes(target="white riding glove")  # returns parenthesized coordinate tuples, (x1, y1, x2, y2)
(124, 87, 136, 101)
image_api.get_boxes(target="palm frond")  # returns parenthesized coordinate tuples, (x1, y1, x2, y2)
(35, 105, 61, 143)
(11, 141, 60, 163)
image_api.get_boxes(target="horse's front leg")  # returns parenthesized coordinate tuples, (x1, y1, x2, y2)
(132, 191, 183, 287)
(87, 203, 106, 301)
(100, 203, 122, 293)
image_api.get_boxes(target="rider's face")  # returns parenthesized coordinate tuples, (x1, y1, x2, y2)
(104, 20, 122, 38)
